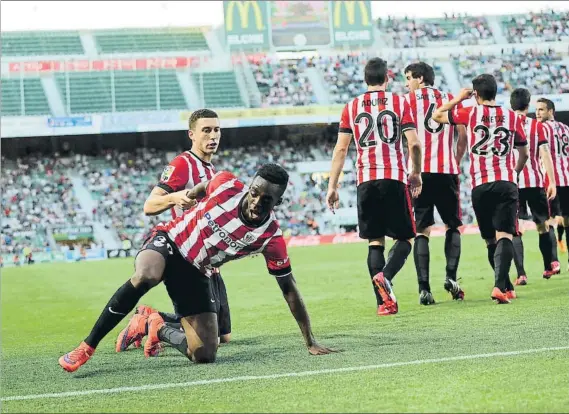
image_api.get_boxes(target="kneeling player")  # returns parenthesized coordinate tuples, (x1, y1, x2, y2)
(59, 164, 337, 372)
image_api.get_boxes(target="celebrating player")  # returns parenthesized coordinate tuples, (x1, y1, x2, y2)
(508, 89, 557, 284)
(537, 98, 569, 271)
(404, 62, 467, 305)
(326, 57, 422, 316)
(59, 164, 337, 372)
(116, 109, 232, 352)
(432, 74, 529, 304)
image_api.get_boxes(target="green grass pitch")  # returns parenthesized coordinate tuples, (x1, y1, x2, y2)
(1, 232, 568, 412)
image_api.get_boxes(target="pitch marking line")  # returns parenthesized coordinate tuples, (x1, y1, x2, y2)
(3, 346, 569, 402)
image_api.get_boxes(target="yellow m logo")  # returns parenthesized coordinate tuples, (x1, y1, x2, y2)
(225, 1, 264, 31)
(333, 1, 370, 28)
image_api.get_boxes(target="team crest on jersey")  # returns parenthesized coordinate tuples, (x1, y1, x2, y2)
(161, 166, 175, 182)
(243, 232, 256, 244)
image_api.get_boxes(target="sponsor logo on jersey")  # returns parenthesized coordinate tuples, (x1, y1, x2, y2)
(161, 166, 175, 182)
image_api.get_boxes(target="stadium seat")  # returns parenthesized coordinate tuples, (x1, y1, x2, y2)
(1, 78, 51, 116)
(193, 72, 244, 108)
(94, 28, 209, 54)
(1, 31, 84, 56)
(56, 72, 113, 114)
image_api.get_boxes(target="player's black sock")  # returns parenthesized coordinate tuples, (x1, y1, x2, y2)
(85, 280, 150, 348)
(413, 235, 430, 292)
(558, 225, 565, 242)
(493, 238, 514, 292)
(444, 229, 461, 281)
(486, 243, 497, 270)
(550, 228, 559, 262)
(159, 312, 181, 323)
(512, 236, 526, 277)
(367, 245, 386, 305)
(539, 231, 553, 271)
(165, 321, 182, 330)
(158, 325, 188, 357)
(383, 240, 412, 282)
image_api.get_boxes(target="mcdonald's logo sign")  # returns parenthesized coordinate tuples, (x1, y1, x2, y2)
(225, 1, 264, 31)
(333, 0, 370, 28)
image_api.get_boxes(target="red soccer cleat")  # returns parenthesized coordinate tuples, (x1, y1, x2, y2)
(59, 342, 95, 372)
(144, 313, 165, 358)
(116, 313, 148, 353)
(514, 275, 528, 285)
(133, 305, 157, 348)
(491, 287, 511, 304)
(550, 261, 561, 276)
(505, 289, 517, 300)
(377, 302, 398, 316)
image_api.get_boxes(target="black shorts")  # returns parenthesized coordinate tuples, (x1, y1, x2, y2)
(549, 194, 562, 218)
(357, 179, 416, 240)
(413, 173, 462, 230)
(557, 186, 569, 217)
(471, 181, 519, 240)
(211, 272, 231, 336)
(518, 187, 550, 224)
(138, 231, 217, 317)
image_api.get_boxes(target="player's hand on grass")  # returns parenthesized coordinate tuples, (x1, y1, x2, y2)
(171, 190, 197, 210)
(308, 341, 341, 356)
(546, 183, 557, 201)
(408, 172, 422, 198)
(326, 189, 340, 213)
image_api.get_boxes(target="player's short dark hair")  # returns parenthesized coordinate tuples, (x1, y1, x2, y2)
(189, 109, 218, 130)
(510, 88, 531, 111)
(537, 98, 555, 114)
(472, 74, 497, 101)
(404, 62, 435, 86)
(256, 163, 289, 188)
(364, 58, 388, 86)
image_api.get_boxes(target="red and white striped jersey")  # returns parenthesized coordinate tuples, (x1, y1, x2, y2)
(449, 104, 527, 189)
(157, 150, 216, 218)
(516, 115, 548, 189)
(155, 172, 291, 278)
(405, 87, 460, 174)
(339, 90, 416, 185)
(542, 120, 569, 187)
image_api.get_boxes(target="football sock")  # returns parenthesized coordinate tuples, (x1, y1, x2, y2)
(413, 235, 430, 292)
(539, 231, 553, 271)
(158, 325, 188, 357)
(444, 229, 461, 281)
(367, 245, 386, 305)
(558, 225, 565, 242)
(159, 312, 181, 323)
(85, 280, 150, 349)
(512, 236, 526, 277)
(494, 238, 514, 292)
(383, 240, 412, 282)
(550, 228, 559, 262)
(486, 243, 497, 270)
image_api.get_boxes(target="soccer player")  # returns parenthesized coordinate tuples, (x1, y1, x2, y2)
(326, 57, 422, 316)
(116, 109, 232, 351)
(537, 98, 569, 271)
(59, 164, 337, 372)
(508, 89, 557, 284)
(404, 62, 467, 305)
(432, 74, 529, 304)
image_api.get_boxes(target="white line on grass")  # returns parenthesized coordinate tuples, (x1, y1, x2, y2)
(3, 346, 569, 402)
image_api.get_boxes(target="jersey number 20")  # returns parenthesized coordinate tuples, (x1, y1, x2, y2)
(355, 110, 400, 147)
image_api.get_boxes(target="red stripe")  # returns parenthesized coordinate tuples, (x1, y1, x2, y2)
(353, 97, 364, 185)
(366, 92, 377, 181)
(421, 91, 432, 173)
(479, 106, 489, 185)
(494, 106, 505, 182)
(393, 95, 405, 182)
(185, 153, 201, 189)
(447, 93, 458, 174)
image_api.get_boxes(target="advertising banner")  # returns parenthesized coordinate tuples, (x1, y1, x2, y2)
(331, 0, 374, 46)
(224, 1, 269, 50)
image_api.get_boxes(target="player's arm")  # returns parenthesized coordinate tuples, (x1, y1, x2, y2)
(514, 115, 529, 175)
(265, 237, 337, 355)
(327, 104, 353, 212)
(144, 182, 208, 216)
(432, 88, 473, 124)
(455, 125, 468, 165)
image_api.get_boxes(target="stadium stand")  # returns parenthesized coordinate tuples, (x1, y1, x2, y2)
(94, 28, 209, 54)
(1, 78, 51, 116)
(0, 31, 84, 56)
(193, 71, 245, 108)
(454, 49, 569, 94)
(502, 10, 569, 43)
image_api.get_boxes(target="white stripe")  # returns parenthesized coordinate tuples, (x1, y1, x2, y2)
(181, 154, 197, 189)
(3, 346, 568, 402)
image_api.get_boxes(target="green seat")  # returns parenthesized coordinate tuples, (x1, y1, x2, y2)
(1, 31, 84, 56)
(95, 29, 209, 53)
(56, 72, 113, 114)
(1, 78, 51, 116)
(193, 72, 244, 108)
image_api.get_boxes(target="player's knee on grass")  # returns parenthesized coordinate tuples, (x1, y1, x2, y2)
(181, 313, 219, 364)
(131, 250, 165, 289)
